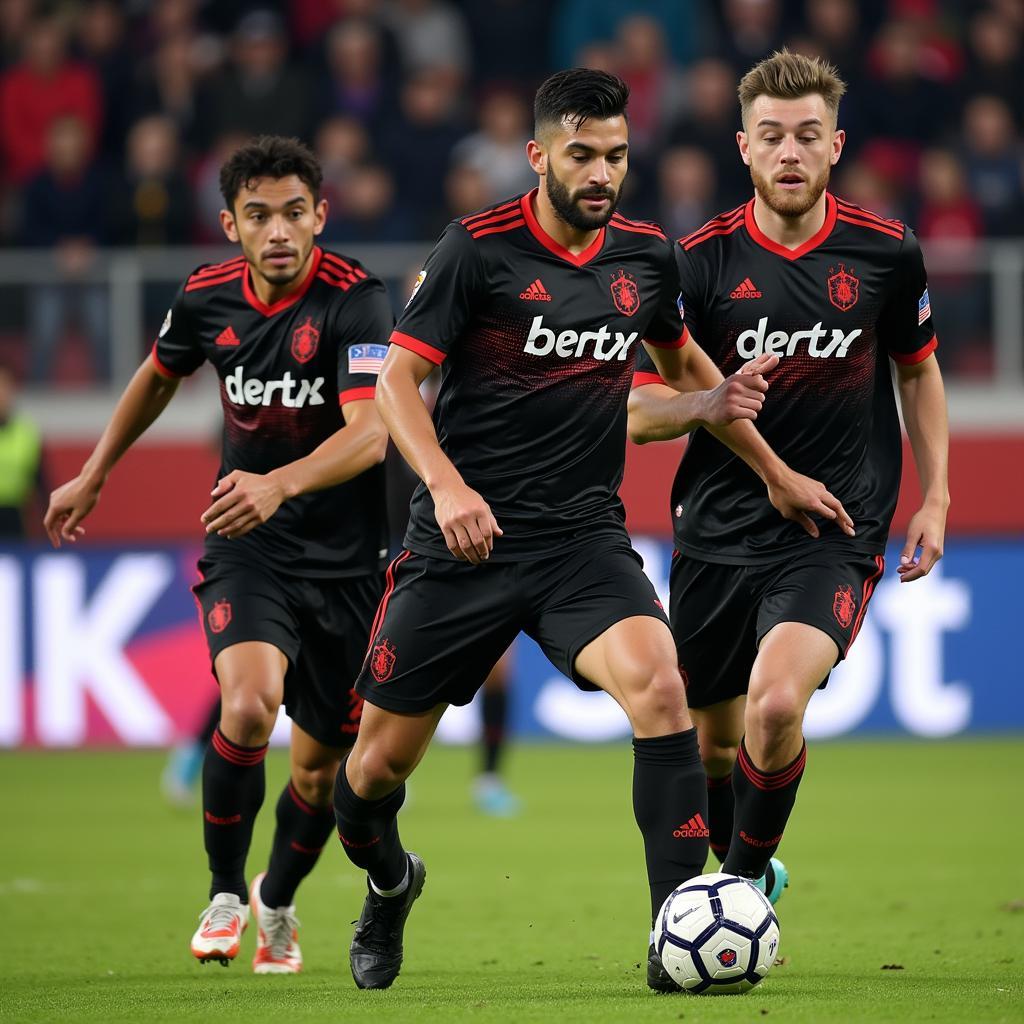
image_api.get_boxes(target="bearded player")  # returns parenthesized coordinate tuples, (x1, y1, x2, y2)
(328, 67, 851, 992)
(629, 51, 949, 987)
(44, 136, 393, 974)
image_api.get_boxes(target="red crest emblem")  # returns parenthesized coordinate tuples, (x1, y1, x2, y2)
(827, 264, 859, 312)
(291, 316, 320, 363)
(208, 599, 232, 634)
(609, 269, 641, 317)
(833, 584, 856, 629)
(370, 637, 397, 682)
(717, 948, 738, 968)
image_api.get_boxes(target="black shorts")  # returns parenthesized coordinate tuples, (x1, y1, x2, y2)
(670, 545, 885, 709)
(192, 556, 383, 747)
(357, 540, 669, 714)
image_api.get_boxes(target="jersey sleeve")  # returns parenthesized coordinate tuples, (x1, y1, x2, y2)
(152, 282, 204, 378)
(643, 239, 689, 350)
(877, 227, 939, 365)
(333, 276, 395, 405)
(390, 223, 485, 364)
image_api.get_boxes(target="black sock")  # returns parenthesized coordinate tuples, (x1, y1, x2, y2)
(260, 780, 336, 909)
(481, 687, 507, 775)
(197, 698, 222, 747)
(632, 728, 709, 922)
(723, 738, 806, 880)
(333, 756, 408, 892)
(203, 727, 267, 901)
(707, 773, 734, 864)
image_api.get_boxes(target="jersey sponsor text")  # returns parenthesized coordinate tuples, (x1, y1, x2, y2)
(735, 317, 862, 360)
(523, 315, 638, 361)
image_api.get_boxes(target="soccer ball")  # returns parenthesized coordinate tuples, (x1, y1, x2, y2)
(655, 872, 780, 994)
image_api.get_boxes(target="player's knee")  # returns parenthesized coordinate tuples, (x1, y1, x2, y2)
(746, 686, 803, 742)
(701, 742, 739, 779)
(220, 687, 278, 745)
(349, 743, 416, 794)
(291, 762, 337, 809)
(626, 663, 689, 732)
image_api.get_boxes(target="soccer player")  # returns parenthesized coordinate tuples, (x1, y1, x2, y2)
(43, 136, 394, 974)
(329, 67, 847, 992)
(629, 49, 949, 958)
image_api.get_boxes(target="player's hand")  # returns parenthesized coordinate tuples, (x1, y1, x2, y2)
(897, 502, 946, 582)
(43, 474, 98, 547)
(766, 466, 855, 539)
(432, 479, 503, 564)
(200, 470, 286, 540)
(699, 353, 779, 426)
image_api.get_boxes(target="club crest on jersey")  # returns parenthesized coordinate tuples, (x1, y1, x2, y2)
(208, 599, 232, 634)
(827, 264, 859, 312)
(370, 637, 397, 682)
(291, 317, 320, 364)
(610, 268, 641, 317)
(833, 584, 856, 629)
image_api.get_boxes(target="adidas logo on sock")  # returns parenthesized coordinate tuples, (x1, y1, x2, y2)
(729, 277, 762, 299)
(519, 278, 552, 301)
(673, 813, 710, 838)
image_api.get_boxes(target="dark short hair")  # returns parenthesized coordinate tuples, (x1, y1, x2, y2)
(534, 68, 630, 137)
(219, 135, 323, 209)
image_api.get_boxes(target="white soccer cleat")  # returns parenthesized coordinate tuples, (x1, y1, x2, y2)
(250, 872, 302, 974)
(191, 892, 249, 965)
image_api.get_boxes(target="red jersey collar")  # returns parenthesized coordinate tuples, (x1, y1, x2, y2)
(744, 192, 837, 261)
(520, 189, 606, 268)
(242, 246, 323, 316)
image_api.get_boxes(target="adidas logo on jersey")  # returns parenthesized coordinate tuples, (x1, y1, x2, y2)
(224, 366, 325, 407)
(729, 277, 762, 299)
(523, 316, 638, 361)
(519, 278, 552, 301)
(736, 317, 863, 360)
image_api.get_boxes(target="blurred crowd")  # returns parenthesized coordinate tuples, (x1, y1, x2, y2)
(1, 0, 1022, 382)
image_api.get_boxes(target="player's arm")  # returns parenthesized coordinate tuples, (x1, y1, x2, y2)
(631, 343, 855, 539)
(200, 399, 388, 540)
(894, 353, 948, 581)
(376, 345, 500, 565)
(43, 355, 180, 546)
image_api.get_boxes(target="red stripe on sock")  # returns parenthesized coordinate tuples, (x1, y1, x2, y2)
(738, 742, 806, 791)
(338, 831, 381, 849)
(211, 728, 268, 767)
(287, 781, 325, 816)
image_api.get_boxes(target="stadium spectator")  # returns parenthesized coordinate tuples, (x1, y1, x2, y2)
(317, 17, 398, 141)
(450, 89, 535, 202)
(19, 115, 109, 384)
(960, 94, 1024, 237)
(196, 10, 313, 148)
(192, 131, 247, 243)
(326, 162, 415, 243)
(668, 58, 750, 210)
(380, 68, 466, 235)
(714, 0, 786, 73)
(0, 14, 102, 185)
(0, 365, 44, 538)
(315, 114, 372, 225)
(76, 0, 134, 162)
(132, 33, 204, 153)
(461, 0, 554, 89)
(834, 157, 906, 221)
(109, 116, 192, 246)
(655, 146, 717, 238)
(0, 0, 33, 69)
(961, 7, 1024, 123)
(802, 0, 865, 85)
(381, 0, 470, 81)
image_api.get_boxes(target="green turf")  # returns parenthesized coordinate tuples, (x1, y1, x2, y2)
(1, 740, 1021, 1023)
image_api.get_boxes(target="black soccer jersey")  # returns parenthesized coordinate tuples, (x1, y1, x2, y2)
(634, 192, 938, 564)
(393, 189, 687, 561)
(153, 246, 392, 577)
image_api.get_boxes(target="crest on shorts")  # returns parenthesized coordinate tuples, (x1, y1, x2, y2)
(370, 637, 397, 682)
(291, 316, 320, 363)
(827, 264, 859, 312)
(833, 584, 856, 629)
(610, 268, 641, 317)
(208, 599, 232, 634)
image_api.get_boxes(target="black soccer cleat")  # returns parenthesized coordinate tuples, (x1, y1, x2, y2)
(350, 853, 426, 990)
(646, 943, 681, 993)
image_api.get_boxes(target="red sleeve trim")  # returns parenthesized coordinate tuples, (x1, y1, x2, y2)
(631, 371, 667, 389)
(150, 344, 182, 379)
(889, 335, 938, 365)
(644, 325, 691, 350)
(339, 386, 376, 405)
(391, 330, 446, 365)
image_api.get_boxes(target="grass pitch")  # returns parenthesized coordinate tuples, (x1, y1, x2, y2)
(1, 740, 1021, 1023)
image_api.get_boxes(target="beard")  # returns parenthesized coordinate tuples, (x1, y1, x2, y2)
(244, 237, 313, 287)
(750, 163, 830, 218)
(545, 164, 620, 231)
